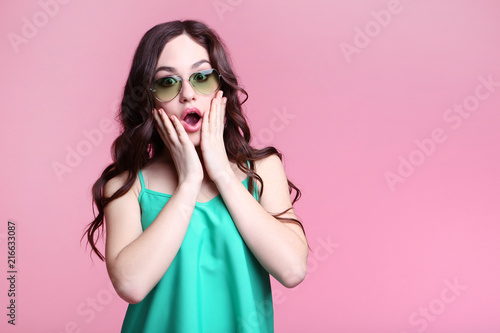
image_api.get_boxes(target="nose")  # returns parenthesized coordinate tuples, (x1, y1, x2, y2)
(178, 78, 197, 103)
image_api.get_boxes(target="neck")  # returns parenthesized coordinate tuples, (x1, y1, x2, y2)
(157, 146, 212, 183)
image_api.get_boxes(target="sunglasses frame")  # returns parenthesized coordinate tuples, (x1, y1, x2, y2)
(150, 68, 222, 103)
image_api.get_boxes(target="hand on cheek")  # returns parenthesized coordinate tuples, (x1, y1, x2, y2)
(201, 91, 232, 185)
(153, 108, 203, 185)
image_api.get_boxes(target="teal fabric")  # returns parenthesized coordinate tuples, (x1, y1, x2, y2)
(120, 170, 273, 333)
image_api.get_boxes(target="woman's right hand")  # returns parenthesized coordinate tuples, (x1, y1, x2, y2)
(153, 108, 204, 186)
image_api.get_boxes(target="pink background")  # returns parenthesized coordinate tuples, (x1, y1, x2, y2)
(1, 0, 500, 332)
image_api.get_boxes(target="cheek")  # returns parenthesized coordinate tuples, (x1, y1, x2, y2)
(155, 101, 175, 116)
(201, 95, 216, 109)
(154, 99, 164, 109)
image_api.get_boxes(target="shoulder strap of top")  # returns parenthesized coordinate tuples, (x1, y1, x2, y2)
(138, 169, 146, 191)
(245, 160, 260, 201)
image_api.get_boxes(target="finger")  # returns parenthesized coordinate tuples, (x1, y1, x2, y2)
(220, 96, 227, 134)
(210, 92, 221, 133)
(158, 108, 179, 143)
(170, 115, 189, 142)
(215, 92, 226, 136)
(217, 91, 224, 123)
(206, 96, 217, 133)
(201, 103, 210, 142)
(153, 109, 168, 138)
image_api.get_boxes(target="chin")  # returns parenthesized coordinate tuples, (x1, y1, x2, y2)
(187, 133, 201, 146)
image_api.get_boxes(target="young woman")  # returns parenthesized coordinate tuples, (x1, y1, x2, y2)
(84, 20, 308, 332)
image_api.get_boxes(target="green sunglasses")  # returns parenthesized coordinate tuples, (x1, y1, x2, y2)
(150, 68, 222, 103)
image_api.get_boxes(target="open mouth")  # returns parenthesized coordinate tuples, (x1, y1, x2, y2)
(180, 107, 202, 132)
(183, 112, 201, 126)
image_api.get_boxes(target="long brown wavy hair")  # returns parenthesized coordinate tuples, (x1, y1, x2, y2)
(83, 20, 304, 261)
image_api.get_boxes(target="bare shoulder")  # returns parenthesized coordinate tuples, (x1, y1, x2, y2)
(103, 169, 143, 263)
(255, 154, 288, 186)
(254, 154, 306, 241)
(254, 154, 292, 211)
(104, 170, 141, 199)
(255, 153, 285, 174)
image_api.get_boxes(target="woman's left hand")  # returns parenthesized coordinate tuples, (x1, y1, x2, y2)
(201, 90, 233, 186)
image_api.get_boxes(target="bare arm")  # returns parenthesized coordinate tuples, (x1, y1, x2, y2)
(104, 174, 200, 304)
(105, 108, 204, 304)
(216, 154, 308, 288)
(201, 92, 308, 288)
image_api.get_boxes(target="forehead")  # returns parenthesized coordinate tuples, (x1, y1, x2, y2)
(156, 34, 210, 71)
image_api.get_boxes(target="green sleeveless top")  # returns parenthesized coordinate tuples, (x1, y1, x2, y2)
(120, 170, 273, 333)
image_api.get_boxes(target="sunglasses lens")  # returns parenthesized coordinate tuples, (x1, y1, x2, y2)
(152, 76, 181, 102)
(190, 69, 220, 95)
(151, 69, 221, 102)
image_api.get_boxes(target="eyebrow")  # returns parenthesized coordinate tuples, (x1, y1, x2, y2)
(155, 59, 210, 74)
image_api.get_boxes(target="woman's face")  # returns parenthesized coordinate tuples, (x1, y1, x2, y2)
(153, 34, 218, 146)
